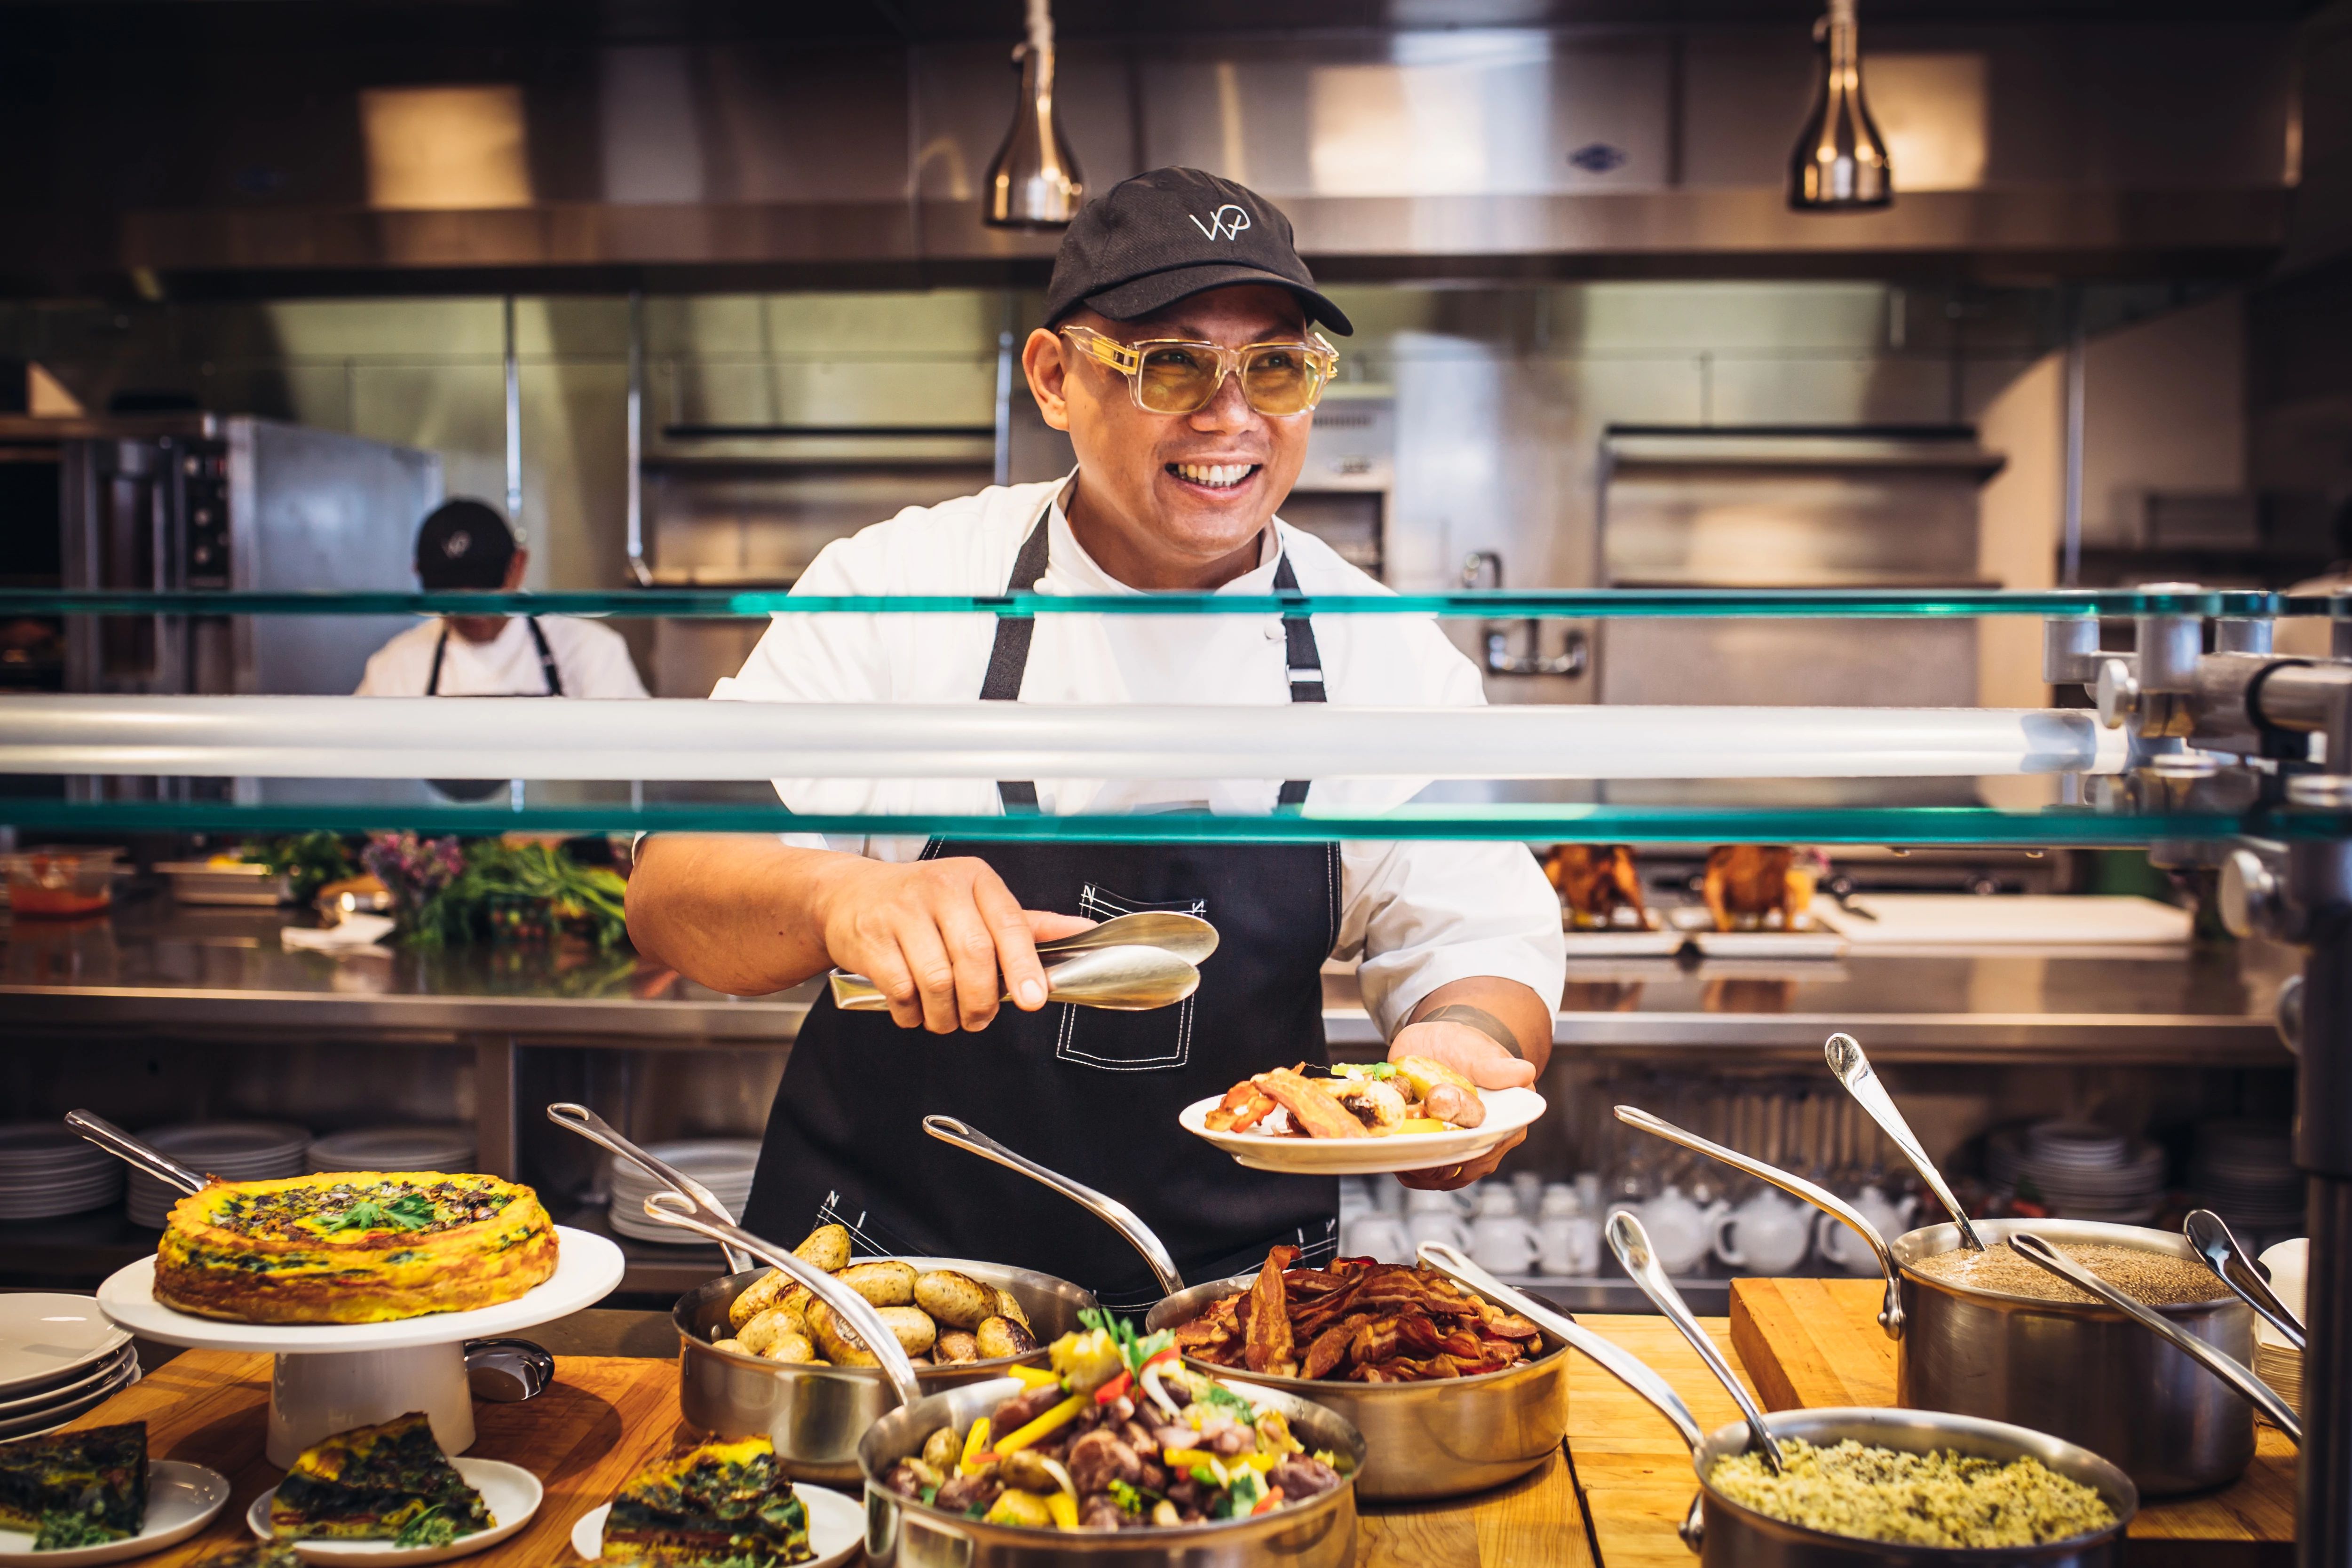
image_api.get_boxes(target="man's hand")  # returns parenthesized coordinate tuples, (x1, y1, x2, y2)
(810, 855, 1094, 1033)
(1385, 978, 1550, 1192)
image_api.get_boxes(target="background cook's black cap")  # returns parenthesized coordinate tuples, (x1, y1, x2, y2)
(414, 498, 518, 591)
(1044, 167, 1353, 338)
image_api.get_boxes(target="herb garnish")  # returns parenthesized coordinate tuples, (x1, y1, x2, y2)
(394, 1505, 461, 1548)
(330, 1191, 438, 1232)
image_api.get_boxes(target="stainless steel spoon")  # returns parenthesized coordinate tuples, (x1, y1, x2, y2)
(1607, 1210, 1786, 1474)
(2185, 1208, 2305, 1351)
(831, 942, 1199, 1014)
(923, 1115, 1186, 1294)
(1823, 1031, 1986, 1252)
(1614, 1104, 1903, 1338)
(65, 1109, 207, 1196)
(1038, 910, 1219, 966)
(546, 1101, 755, 1273)
(2011, 1232, 2300, 1443)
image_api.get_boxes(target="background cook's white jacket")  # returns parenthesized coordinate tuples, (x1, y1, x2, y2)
(712, 475, 1567, 1038)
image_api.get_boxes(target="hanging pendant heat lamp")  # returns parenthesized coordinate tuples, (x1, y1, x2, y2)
(983, 0, 1084, 229)
(1789, 0, 1892, 210)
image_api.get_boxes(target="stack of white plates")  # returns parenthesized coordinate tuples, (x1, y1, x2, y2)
(308, 1125, 476, 1174)
(609, 1140, 760, 1245)
(0, 1124, 122, 1220)
(1984, 1121, 2166, 1222)
(0, 1294, 138, 1439)
(127, 1122, 311, 1227)
(2193, 1120, 2303, 1243)
(2256, 1341, 2302, 1425)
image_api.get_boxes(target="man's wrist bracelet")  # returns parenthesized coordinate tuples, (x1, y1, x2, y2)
(1418, 1003, 1526, 1061)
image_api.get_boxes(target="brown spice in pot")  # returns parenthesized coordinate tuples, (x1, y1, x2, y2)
(1912, 1240, 2228, 1306)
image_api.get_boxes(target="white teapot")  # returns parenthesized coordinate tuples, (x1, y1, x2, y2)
(1618, 1184, 1720, 1276)
(1712, 1187, 1815, 1276)
(1817, 1184, 1918, 1273)
(1469, 1184, 1542, 1275)
(1404, 1186, 1472, 1256)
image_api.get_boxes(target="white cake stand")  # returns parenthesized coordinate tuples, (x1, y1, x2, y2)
(97, 1227, 625, 1466)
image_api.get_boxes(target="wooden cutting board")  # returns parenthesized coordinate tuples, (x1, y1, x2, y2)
(64, 1347, 1591, 1568)
(1729, 1278, 2295, 1568)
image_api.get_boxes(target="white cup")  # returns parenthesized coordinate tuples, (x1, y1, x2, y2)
(1539, 1211, 1601, 1276)
(1713, 1189, 1814, 1275)
(1344, 1212, 1414, 1265)
(1405, 1188, 1472, 1255)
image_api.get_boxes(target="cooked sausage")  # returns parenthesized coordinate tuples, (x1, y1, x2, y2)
(990, 1381, 1067, 1431)
(736, 1303, 808, 1357)
(915, 1269, 996, 1329)
(991, 1288, 1030, 1330)
(975, 1315, 1038, 1360)
(877, 1304, 939, 1356)
(761, 1331, 816, 1365)
(1423, 1082, 1486, 1129)
(726, 1268, 790, 1331)
(934, 1330, 980, 1364)
(838, 1260, 918, 1307)
(807, 1299, 879, 1367)
(794, 1223, 853, 1273)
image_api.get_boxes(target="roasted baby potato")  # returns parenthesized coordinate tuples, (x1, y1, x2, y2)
(795, 1223, 853, 1273)
(876, 1305, 939, 1357)
(736, 1303, 809, 1357)
(762, 1331, 816, 1365)
(915, 1268, 995, 1329)
(991, 1287, 1030, 1330)
(726, 1268, 790, 1331)
(710, 1337, 745, 1354)
(975, 1314, 1037, 1359)
(838, 1260, 918, 1308)
(808, 1299, 879, 1367)
(998, 1451, 1058, 1494)
(934, 1330, 980, 1364)
(921, 1426, 961, 1471)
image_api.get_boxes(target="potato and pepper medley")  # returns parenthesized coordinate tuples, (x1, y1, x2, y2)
(882, 1313, 1349, 1532)
(713, 1224, 1037, 1366)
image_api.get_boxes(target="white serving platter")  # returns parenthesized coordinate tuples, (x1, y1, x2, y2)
(0, 1462, 229, 1566)
(246, 1457, 541, 1565)
(1181, 1086, 1547, 1177)
(0, 1294, 133, 1398)
(567, 1482, 862, 1568)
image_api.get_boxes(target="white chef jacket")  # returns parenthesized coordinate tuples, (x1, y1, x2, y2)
(711, 475, 1566, 1039)
(353, 616, 649, 699)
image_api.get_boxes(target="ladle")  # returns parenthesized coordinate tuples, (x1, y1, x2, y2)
(2010, 1233, 2301, 1444)
(922, 1114, 1185, 1294)
(2185, 1208, 2304, 1351)
(831, 943, 1199, 1014)
(638, 1187, 925, 1409)
(1607, 1210, 1786, 1475)
(66, 1109, 207, 1196)
(1825, 1031, 1987, 1252)
(1037, 910, 1219, 966)
(547, 1101, 754, 1273)
(1615, 1104, 1903, 1337)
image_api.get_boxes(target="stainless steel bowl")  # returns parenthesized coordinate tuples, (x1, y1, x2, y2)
(676, 1258, 1097, 1484)
(1891, 1218, 2257, 1496)
(1144, 1271, 1572, 1501)
(860, 1374, 1365, 1568)
(1687, 1407, 2138, 1568)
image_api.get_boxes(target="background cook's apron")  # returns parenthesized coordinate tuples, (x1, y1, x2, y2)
(424, 615, 562, 803)
(744, 507, 1340, 1310)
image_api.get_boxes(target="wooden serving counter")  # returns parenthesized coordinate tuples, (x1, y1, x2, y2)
(69, 1304, 2289, 1567)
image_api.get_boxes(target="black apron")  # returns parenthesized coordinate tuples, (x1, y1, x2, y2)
(744, 504, 1340, 1310)
(425, 616, 562, 802)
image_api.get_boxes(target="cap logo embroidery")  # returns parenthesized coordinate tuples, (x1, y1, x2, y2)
(443, 533, 471, 558)
(1189, 204, 1252, 242)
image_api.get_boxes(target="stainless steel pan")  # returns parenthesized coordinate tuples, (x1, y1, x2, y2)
(859, 1373, 1364, 1568)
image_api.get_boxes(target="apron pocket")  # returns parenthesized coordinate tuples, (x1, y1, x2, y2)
(1053, 883, 1204, 1073)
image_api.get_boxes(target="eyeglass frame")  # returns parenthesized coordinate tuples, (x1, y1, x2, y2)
(1056, 322, 1341, 416)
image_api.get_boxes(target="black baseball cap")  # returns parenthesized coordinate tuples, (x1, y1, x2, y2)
(414, 498, 517, 591)
(1043, 167, 1353, 338)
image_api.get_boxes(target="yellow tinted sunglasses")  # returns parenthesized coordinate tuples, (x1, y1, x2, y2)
(1060, 323, 1339, 417)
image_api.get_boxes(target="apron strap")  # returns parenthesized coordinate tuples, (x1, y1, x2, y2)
(425, 623, 449, 696)
(525, 615, 564, 697)
(1274, 552, 1323, 808)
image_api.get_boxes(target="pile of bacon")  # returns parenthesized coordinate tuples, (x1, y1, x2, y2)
(1171, 1246, 1546, 1383)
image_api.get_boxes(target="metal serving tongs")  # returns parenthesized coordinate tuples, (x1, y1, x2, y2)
(2186, 1208, 2306, 1351)
(922, 1115, 1187, 1296)
(1825, 1030, 1988, 1252)
(65, 1109, 208, 1196)
(546, 1102, 755, 1274)
(2011, 1232, 2303, 1444)
(830, 910, 1217, 1014)
(1610, 1211, 1788, 1477)
(637, 1187, 923, 1410)
(1614, 1104, 1905, 1338)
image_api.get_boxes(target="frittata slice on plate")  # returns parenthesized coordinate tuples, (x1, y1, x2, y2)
(192, 1545, 305, 1567)
(269, 1412, 490, 1546)
(602, 1437, 812, 1567)
(0, 1422, 147, 1549)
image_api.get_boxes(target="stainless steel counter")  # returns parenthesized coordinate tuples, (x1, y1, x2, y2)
(0, 899, 2293, 1064)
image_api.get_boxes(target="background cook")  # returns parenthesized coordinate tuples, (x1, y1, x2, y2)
(627, 167, 1567, 1310)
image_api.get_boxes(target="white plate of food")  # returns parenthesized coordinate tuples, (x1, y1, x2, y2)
(1181, 1060, 1546, 1176)
(0, 1460, 230, 1566)
(567, 1468, 862, 1565)
(245, 1457, 541, 1564)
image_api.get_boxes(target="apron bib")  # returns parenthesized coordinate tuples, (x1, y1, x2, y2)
(743, 505, 1341, 1309)
(425, 616, 561, 802)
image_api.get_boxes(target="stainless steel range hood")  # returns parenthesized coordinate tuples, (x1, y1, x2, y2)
(0, 10, 2299, 295)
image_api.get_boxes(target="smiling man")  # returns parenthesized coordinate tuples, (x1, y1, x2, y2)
(626, 167, 1566, 1307)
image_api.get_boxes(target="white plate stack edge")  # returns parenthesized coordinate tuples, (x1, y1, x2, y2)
(0, 1294, 140, 1441)
(607, 1140, 760, 1245)
(0, 1124, 122, 1221)
(127, 1122, 310, 1227)
(307, 1126, 476, 1175)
